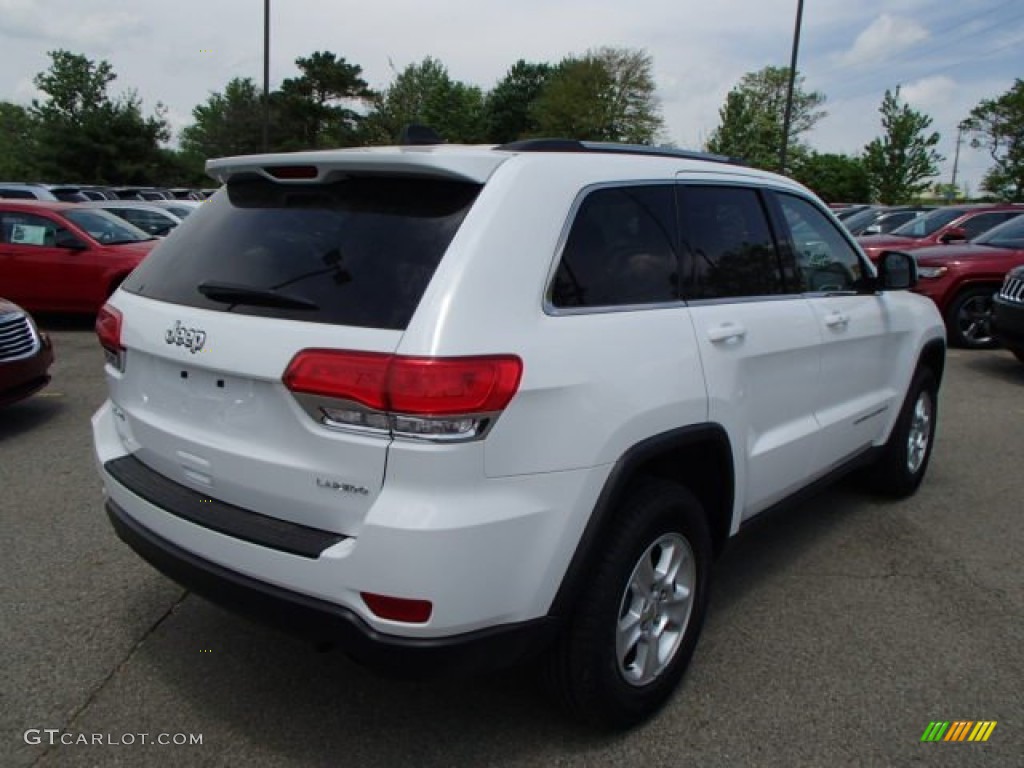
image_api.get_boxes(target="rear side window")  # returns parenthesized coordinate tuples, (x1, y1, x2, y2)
(550, 185, 678, 309)
(122, 176, 481, 330)
(679, 186, 784, 300)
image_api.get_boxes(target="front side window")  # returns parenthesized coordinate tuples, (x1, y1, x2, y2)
(776, 193, 865, 293)
(892, 207, 966, 238)
(550, 185, 678, 309)
(678, 186, 783, 300)
(61, 209, 153, 244)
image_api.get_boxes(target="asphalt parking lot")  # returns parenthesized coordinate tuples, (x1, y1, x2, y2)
(2, 322, 1022, 768)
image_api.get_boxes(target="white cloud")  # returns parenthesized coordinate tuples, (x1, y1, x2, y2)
(839, 14, 929, 68)
(899, 75, 957, 109)
(0, 0, 146, 51)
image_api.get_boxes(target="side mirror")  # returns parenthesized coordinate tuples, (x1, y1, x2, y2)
(877, 250, 917, 290)
(940, 226, 967, 243)
(55, 232, 88, 251)
(862, 224, 882, 235)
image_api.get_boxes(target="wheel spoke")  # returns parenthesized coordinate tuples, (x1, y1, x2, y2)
(640, 638, 660, 679)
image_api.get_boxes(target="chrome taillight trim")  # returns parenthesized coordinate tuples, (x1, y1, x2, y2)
(290, 392, 501, 443)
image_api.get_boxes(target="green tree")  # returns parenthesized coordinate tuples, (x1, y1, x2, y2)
(966, 79, 1024, 202)
(361, 57, 486, 144)
(0, 102, 40, 179)
(29, 50, 169, 183)
(181, 77, 266, 159)
(484, 60, 552, 143)
(791, 152, 870, 203)
(706, 66, 826, 171)
(276, 51, 373, 150)
(863, 87, 944, 204)
(532, 47, 663, 144)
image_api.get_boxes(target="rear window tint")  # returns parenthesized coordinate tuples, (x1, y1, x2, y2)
(122, 176, 481, 330)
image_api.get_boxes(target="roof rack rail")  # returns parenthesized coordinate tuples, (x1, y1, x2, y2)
(494, 138, 745, 166)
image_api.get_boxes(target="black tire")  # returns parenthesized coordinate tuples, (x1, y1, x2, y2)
(1010, 347, 1024, 365)
(865, 368, 938, 498)
(544, 477, 712, 729)
(946, 287, 998, 348)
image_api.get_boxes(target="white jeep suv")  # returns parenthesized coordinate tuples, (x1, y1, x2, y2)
(92, 139, 945, 727)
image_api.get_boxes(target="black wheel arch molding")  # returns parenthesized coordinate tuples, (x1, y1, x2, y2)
(548, 423, 735, 618)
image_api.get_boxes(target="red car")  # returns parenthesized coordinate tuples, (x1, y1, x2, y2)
(0, 298, 55, 407)
(858, 203, 1024, 262)
(0, 201, 158, 313)
(910, 215, 1024, 348)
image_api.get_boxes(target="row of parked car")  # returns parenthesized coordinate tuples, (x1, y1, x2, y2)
(832, 202, 1024, 348)
(4, 183, 1024, 412)
(0, 182, 215, 203)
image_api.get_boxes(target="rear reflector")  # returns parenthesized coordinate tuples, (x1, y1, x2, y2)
(361, 592, 432, 623)
(284, 350, 522, 417)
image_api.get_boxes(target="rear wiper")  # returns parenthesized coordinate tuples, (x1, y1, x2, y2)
(197, 281, 319, 310)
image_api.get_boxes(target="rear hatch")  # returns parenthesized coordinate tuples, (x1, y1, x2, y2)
(109, 163, 492, 536)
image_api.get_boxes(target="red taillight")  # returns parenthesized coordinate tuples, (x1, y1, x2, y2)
(95, 304, 124, 368)
(388, 356, 522, 416)
(283, 351, 523, 416)
(265, 165, 318, 180)
(283, 350, 390, 411)
(361, 592, 432, 623)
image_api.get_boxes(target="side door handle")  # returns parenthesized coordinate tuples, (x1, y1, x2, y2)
(707, 322, 747, 343)
(824, 312, 849, 328)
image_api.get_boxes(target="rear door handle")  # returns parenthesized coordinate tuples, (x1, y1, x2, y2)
(707, 322, 747, 343)
(824, 312, 850, 328)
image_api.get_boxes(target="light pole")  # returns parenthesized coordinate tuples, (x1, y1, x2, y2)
(262, 0, 270, 152)
(779, 0, 805, 175)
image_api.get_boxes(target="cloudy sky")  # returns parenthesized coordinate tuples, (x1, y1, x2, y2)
(1, 0, 1020, 193)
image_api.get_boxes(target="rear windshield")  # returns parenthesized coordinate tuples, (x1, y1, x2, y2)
(122, 176, 481, 330)
(891, 207, 966, 238)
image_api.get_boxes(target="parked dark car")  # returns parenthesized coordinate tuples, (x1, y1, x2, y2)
(994, 265, 1024, 363)
(859, 204, 1024, 261)
(0, 298, 54, 407)
(911, 215, 1024, 348)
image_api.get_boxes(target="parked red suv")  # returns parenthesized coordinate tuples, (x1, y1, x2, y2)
(858, 204, 1024, 262)
(911, 215, 1024, 348)
(0, 201, 158, 313)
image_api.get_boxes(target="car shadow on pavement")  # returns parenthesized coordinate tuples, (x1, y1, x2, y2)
(109, 483, 879, 765)
(0, 397, 63, 442)
(32, 313, 97, 333)
(131, 597, 623, 765)
(964, 350, 1024, 384)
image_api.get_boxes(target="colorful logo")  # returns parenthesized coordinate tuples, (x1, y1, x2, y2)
(921, 721, 997, 742)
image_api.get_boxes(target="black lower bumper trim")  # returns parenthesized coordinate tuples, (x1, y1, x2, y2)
(106, 500, 559, 676)
(104, 455, 345, 558)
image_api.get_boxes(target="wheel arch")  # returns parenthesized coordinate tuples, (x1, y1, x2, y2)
(548, 423, 734, 617)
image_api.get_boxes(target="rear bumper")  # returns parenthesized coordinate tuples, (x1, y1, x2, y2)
(106, 498, 558, 676)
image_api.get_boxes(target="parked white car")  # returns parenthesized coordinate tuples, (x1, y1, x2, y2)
(92, 138, 946, 728)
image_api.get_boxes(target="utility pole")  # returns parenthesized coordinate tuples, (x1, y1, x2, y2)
(950, 120, 967, 195)
(262, 0, 270, 153)
(779, 0, 805, 175)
